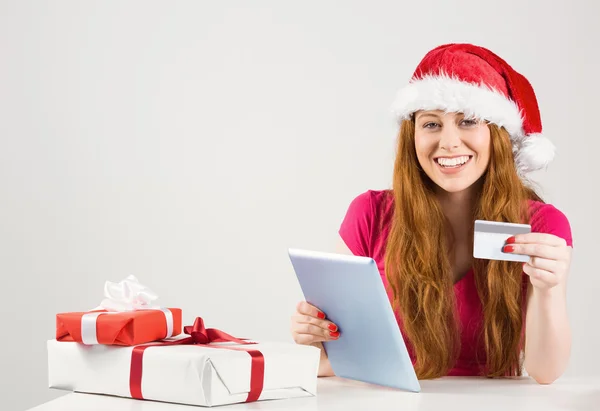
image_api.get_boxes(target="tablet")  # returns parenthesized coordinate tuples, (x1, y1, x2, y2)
(288, 248, 421, 392)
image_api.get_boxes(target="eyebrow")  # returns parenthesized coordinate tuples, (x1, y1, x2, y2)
(416, 113, 439, 121)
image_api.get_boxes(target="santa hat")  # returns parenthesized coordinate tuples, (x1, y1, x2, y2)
(390, 43, 555, 177)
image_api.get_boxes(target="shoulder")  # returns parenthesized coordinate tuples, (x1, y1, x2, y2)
(338, 189, 393, 256)
(528, 200, 574, 247)
(344, 189, 393, 220)
(347, 189, 390, 208)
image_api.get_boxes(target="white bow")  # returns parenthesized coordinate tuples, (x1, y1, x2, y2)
(98, 275, 159, 311)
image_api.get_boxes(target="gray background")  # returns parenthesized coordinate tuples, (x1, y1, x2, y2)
(1, 1, 598, 410)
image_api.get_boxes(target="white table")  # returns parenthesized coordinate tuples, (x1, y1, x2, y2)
(29, 376, 600, 411)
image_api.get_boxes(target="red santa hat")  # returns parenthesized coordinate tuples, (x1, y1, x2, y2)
(390, 43, 555, 177)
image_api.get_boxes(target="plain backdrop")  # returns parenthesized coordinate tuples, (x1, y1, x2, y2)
(1, 1, 599, 410)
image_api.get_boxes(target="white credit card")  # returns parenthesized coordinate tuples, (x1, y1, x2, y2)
(473, 220, 531, 262)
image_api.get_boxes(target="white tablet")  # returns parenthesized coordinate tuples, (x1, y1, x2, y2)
(288, 248, 421, 392)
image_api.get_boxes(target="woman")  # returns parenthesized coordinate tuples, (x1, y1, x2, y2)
(290, 43, 573, 384)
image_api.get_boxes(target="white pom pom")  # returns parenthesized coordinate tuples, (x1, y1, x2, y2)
(514, 133, 555, 174)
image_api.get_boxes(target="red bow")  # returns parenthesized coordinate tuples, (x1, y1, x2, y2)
(180, 317, 249, 345)
(129, 317, 264, 403)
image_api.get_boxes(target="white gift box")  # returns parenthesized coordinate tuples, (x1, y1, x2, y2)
(47, 339, 320, 407)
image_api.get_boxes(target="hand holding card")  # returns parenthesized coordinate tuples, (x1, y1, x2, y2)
(473, 220, 532, 263)
(503, 232, 572, 290)
(473, 220, 572, 290)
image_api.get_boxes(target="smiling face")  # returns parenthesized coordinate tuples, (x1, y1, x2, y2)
(414, 110, 491, 194)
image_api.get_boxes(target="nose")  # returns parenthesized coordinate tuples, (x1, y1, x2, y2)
(439, 123, 462, 151)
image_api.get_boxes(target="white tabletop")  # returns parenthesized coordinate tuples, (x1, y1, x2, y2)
(29, 376, 600, 411)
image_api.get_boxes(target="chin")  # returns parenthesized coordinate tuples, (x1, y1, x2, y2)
(431, 177, 479, 194)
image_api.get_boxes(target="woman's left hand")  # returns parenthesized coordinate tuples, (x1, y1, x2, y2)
(503, 233, 572, 291)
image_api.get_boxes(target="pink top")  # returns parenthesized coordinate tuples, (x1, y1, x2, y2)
(338, 189, 573, 376)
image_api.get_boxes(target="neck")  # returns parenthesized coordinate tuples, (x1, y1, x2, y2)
(435, 182, 482, 240)
(436, 188, 477, 212)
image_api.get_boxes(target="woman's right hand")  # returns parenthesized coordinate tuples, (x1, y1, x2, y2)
(291, 301, 340, 345)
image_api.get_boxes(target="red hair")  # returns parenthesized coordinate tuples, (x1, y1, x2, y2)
(384, 119, 542, 378)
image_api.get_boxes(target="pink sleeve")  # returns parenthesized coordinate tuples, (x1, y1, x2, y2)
(530, 203, 574, 247)
(338, 191, 373, 257)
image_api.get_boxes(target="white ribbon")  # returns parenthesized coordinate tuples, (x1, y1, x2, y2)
(81, 275, 174, 345)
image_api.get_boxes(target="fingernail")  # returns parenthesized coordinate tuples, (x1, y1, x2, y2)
(503, 245, 515, 253)
(505, 236, 516, 244)
(329, 331, 340, 338)
(317, 311, 326, 319)
(328, 323, 337, 332)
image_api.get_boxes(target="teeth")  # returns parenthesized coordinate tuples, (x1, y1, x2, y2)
(437, 156, 470, 167)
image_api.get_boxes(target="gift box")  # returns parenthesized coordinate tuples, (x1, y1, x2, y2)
(48, 318, 320, 407)
(56, 275, 182, 346)
(56, 308, 182, 346)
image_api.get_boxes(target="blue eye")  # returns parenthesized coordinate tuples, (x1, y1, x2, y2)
(423, 122, 439, 129)
(461, 119, 477, 126)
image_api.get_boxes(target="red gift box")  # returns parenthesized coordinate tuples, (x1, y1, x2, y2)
(56, 308, 182, 346)
(56, 275, 182, 346)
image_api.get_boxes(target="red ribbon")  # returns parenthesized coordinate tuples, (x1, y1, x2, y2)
(129, 317, 264, 403)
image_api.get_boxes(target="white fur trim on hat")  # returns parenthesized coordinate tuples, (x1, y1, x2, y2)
(390, 73, 525, 139)
(390, 73, 557, 174)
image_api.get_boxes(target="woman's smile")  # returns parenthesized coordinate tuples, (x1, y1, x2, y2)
(434, 155, 474, 175)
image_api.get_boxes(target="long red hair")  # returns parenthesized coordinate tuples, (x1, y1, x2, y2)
(384, 119, 542, 379)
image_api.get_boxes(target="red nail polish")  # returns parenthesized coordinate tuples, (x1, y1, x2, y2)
(329, 331, 340, 338)
(505, 236, 516, 244)
(503, 245, 515, 253)
(328, 323, 337, 331)
(317, 311, 326, 319)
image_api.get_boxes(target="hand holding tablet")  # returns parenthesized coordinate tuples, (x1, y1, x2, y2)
(290, 301, 340, 346)
(288, 248, 421, 392)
